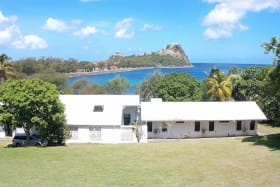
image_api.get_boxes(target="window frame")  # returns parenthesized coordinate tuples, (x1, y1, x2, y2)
(250, 120, 256, 130)
(162, 123, 168, 132)
(123, 114, 131, 126)
(147, 121, 153, 132)
(236, 121, 242, 131)
(209, 121, 215, 131)
(93, 105, 104, 112)
(195, 121, 200, 132)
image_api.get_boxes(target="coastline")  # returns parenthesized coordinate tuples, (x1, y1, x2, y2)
(66, 65, 193, 77)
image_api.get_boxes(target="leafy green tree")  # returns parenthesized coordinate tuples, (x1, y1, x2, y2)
(78, 61, 93, 72)
(33, 71, 71, 94)
(262, 36, 280, 125)
(104, 75, 130, 94)
(231, 66, 271, 102)
(136, 71, 162, 101)
(0, 54, 17, 85)
(155, 73, 202, 101)
(0, 79, 70, 144)
(262, 36, 280, 65)
(205, 68, 232, 101)
(72, 79, 105, 94)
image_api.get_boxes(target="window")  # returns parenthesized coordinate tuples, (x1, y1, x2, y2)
(209, 121, 214, 131)
(162, 123, 168, 132)
(250, 120, 256, 130)
(176, 121, 184, 123)
(93, 105, 104, 112)
(195, 121, 200, 132)
(147, 121, 153, 132)
(219, 121, 229, 123)
(123, 114, 131, 125)
(236, 121, 242, 131)
(89, 127, 101, 141)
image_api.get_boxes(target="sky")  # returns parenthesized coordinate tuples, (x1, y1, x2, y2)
(0, 0, 280, 64)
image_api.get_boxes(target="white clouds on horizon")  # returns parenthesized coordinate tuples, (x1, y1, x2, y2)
(202, 0, 280, 39)
(73, 26, 98, 37)
(115, 18, 135, 39)
(0, 11, 47, 49)
(42, 17, 69, 32)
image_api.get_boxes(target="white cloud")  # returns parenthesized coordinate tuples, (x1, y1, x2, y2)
(0, 25, 20, 44)
(202, 0, 280, 39)
(13, 35, 47, 49)
(141, 24, 162, 31)
(115, 18, 135, 39)
(74, 26, 98, 37)
(0, 11, 9, 23)
(0, 11, 47, 49)
(43, 17, 68, 32)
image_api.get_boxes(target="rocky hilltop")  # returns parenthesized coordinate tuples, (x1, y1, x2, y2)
(159, 43, 190, 64)
(109, 43, 191, 67)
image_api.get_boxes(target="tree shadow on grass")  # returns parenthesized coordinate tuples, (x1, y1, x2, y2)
(242, 133, 280, 151)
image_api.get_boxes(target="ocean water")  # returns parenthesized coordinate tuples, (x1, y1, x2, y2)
(67, 63, 268, 94)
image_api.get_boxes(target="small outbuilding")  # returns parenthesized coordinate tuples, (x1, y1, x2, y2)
(141, 98, 267, 139)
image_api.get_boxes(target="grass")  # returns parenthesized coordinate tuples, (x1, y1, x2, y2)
(258, 123, 280, 133)
(0, 136, 280, 187)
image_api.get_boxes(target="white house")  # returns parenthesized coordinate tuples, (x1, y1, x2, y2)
(1, 95, 267, 142)
(141, 98, 267, 139)
(60, 95, 147, 143)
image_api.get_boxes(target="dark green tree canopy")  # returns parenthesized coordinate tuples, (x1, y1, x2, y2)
(155, 73, 202, 101)
(72, 79, 105, 95)
(136, 71, 162, 101)
(104, 75, 130, 94)
(0, 79, 69, 144)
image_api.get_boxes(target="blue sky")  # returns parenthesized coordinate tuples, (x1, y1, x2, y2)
(0, 0, 280, 64)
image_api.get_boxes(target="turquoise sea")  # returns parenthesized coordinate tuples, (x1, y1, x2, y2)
(68, 63, 268, 94)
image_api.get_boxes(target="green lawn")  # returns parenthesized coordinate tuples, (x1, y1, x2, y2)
(0, 135, 280, 187)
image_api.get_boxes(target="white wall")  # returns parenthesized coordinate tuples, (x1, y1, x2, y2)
(66, 125, 147, 144)
(0, 126, 5, 138)
(147, 120, 257, 139)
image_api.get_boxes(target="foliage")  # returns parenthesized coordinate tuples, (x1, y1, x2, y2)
(261, 36, 280, 125)
(0, 54, 17, 84)
(136, 71, 162, 101)
(203, 67, 232, 101)
(104, 75, 130, 94)
(72, 79, 105, 95)
(231, 66, 272, 102)
(32, 71, 71, 94)
(109, 53, 188, 68)
(261, 36, 280, 65)
(0, 79, 69, 144)
(13, 57, 92, 75)
(155, 73, 202, 101)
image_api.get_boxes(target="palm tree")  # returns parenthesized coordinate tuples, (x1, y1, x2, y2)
(206, 67, 232, 101)
(0, 54, 17, 85)
(262, 36, 280, 65)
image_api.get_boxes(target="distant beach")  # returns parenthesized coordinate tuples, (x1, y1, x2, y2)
(66, 66, 192, 77)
